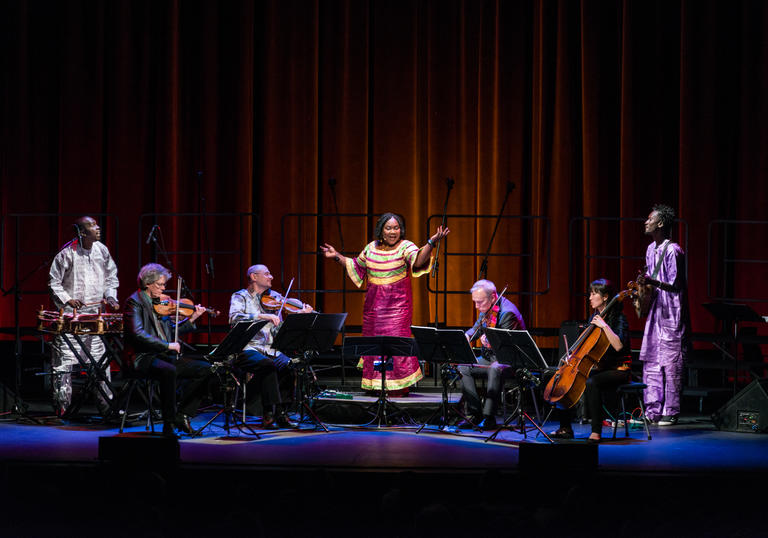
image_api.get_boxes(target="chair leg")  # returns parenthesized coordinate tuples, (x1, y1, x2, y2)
(146, 381, 155, 433)
(119, 380, 136, 434)
(622, 394, 630, 437)
(637, 394, 652, 440)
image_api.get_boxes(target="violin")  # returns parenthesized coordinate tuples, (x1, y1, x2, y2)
(153, 296, 220, 319)
(542, 285, 636, 409)
(260, 294, 315, 314)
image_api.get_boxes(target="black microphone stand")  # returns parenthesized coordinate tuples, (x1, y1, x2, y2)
(148, 226, 195, 302)
(432, 178, 454, 327)
(197, 170, 214, 349)
(1, 233, 80, 424)
(477, 181, 515, 280)
(328, 178, 348, 385)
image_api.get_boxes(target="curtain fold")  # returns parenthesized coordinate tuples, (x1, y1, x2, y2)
(2, 0, 766, 348)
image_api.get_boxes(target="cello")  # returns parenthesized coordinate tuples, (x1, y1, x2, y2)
(543, 285, 636, 409)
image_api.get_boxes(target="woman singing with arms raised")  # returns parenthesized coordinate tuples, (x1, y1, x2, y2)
(320, 212, 449, 395)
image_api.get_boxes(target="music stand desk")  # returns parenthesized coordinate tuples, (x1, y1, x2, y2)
(273, 313, 347, 356)
(410, 325, 477, 365)
(484, 328, 549, 370)
(207, 320, 267, 360)
(703, 302, 763, 324)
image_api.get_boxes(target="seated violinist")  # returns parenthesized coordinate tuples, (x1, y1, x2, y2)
(123, 264, 216, 437)
(228, 264, 312, 428)
(549, 278, 630, 442)
(457, 279, 525, 431)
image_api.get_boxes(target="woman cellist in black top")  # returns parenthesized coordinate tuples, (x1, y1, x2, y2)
(550, 278, 630, 442)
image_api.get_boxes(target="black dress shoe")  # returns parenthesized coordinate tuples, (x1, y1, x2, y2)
(175, 414, 194, 435)
(276, 414, 297, 429)
(549, 427, 574, 439)
(477, 416, 497, 431)
(162, 422, 180, 438)
(262, 412, 279, 430)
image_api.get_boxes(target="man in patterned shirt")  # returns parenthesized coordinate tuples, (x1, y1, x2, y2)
(228, 264, 312, 428)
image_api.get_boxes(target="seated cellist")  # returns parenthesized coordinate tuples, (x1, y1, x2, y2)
(549, 278, 630, 442)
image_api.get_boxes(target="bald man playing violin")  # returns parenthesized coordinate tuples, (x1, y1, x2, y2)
(123, 263, 215, 437)
(228, 264, 313, 429)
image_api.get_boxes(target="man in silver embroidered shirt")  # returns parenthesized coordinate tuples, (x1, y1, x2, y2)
(48, 216, 119, 416)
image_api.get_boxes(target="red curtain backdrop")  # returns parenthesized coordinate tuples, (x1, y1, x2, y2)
(2, 0, 767, 350)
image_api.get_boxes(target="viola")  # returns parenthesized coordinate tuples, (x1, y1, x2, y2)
(466, 285, 508, 343)
(543, 286, 636, 409)
(153, 296, 220, 319)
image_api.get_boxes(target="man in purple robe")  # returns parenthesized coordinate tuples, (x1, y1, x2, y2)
(638, 204, 691, 426)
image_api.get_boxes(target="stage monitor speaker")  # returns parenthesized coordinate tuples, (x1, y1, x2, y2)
(518, 441, 597, 473)
(98, 434, 180, 465)
(712, 379, 768, 433)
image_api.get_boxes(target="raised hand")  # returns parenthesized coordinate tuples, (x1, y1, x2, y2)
(320, 243, 338, 259)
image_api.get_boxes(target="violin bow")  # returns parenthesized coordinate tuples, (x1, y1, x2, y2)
(174, 276, 181, 355)
(276, 278, 295, 319)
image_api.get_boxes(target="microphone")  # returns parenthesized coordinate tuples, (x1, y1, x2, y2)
(145, 224, 159, 245)
(446, 177, 455, 189)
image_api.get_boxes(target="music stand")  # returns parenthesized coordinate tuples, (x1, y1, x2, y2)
(703, 302, 765, 393)
(192, 320, 267, 438)
(273, 312, 347, 432)
(342, 335, 417, 428)
(410, 326, 477, 433)
(481, 328, 553, 443)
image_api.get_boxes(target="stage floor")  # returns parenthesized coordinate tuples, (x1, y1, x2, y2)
(2, 398, 768, 537)
(2, 410, 768, 474)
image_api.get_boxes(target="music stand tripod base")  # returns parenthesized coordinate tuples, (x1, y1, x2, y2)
(343, 336, 417, 428)
(481, 328, 553, 443)
(273, 313, 348, 432)
(410, 326, 478, 433)
(192, 320, 268, 438)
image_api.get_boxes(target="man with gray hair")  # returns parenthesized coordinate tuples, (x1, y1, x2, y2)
(48, 216, 119, 417)
(123, 263, 213, 437)
(228, 264, 313, 428)
(457, 279, 525, 431)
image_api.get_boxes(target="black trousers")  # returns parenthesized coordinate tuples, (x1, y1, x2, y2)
(135, 355, 214, 420)
(238, 350, 296, 413)
(558, 368, 630, 434)
(458, 357, 511, 417)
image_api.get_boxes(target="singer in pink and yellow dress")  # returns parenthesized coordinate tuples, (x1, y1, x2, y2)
(321, 212, 449, 393)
